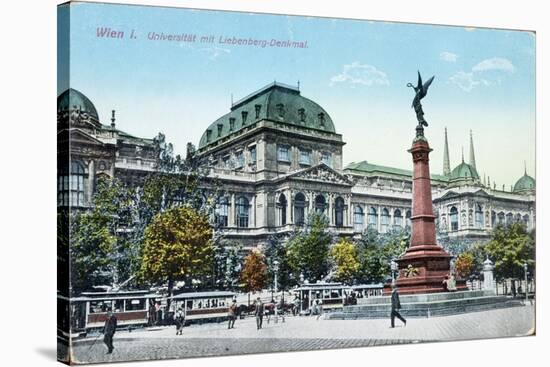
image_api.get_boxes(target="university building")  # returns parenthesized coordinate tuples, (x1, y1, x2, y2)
(57, 82, 536, 249)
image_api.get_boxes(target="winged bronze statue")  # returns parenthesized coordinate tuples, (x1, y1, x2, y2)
(407, 71, 435, 127)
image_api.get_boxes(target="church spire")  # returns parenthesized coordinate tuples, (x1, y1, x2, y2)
(443, 127, 451, 176)
(524, 160, 527, 175)
(461, 146, 464, 163)
(469, 129, 477, 169)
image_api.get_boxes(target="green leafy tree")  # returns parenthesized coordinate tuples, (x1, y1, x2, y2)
(330, 238, 360, 285)
(356, 227, 410, 283)
(240, 250, 268, 305)
(484, 223, 535, 284)
(286, 212, 332, 282)
(70, 178, 135, 293)
(264, 234, 297, 297)
(140, 206, 214, 310)
(212, 240, 243, 290)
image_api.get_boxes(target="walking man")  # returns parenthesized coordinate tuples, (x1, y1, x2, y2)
(103, 309, 117, 354)
(228, 299, 237, 329)
(254, 297, 264, 330)
(174, 307, 185, 335)
(390, 284, 406, 328)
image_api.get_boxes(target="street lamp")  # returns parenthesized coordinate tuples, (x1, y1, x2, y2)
(390, 259, 398, 285)
(523, 262, 529, 305)
(273, 260, 280, 323)
(299, 272, 304, 313)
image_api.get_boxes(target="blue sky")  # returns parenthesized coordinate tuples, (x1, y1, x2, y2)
(59, 2, 536, 188)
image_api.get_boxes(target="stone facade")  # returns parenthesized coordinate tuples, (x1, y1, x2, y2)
(58, 83, 536, 250)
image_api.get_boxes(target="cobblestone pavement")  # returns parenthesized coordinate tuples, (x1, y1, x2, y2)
(71, 305, 535, 364)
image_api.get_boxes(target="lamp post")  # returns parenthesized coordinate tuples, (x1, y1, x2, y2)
(523, 262, 529, 305)
(299, 272, 304, 313)
(273, 260, 279, 322)
(390, 258, 398, 285)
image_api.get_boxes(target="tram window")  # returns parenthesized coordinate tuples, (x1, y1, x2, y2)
(90, 301, 110, 313)
(114, 300, 124, 312)
(331, 290, 340, 298)
(125, 299, 146, 311)
(186, 300, 193, 310)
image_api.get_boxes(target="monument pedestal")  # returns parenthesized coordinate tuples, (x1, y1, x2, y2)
(384, 127, 467, 295)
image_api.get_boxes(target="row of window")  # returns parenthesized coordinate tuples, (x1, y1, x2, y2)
(447, 205, 530, 231)
(277, 145, 332, 167)
(219, 145, 257, 169)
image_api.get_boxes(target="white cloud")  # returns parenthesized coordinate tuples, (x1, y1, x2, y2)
(449, 57, 515, 92)
(472, 57, 515, 73)
(329, 62, 389, 87)
(440, 51, 458, 62)
(200, 47, 231, 61)
(449, 71, 479, 92)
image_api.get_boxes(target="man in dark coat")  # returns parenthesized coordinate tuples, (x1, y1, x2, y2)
(228, 299, 237, 329)
(103, 309, 117, 354)
(390, 285, 406, 328)
(254, 297, 264, 330)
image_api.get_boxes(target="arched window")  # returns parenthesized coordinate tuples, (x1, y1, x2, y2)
(475, 204, 483, 228)
(294, 193, 306, 226)
(353, 205, 364, 232)
(315, 195, 326, 214)
(497, 212, 505, 225)
(59, 161, 86, 207)
(514, 213, 522, 223)
(236, 196, 250, 228)
(380, 208, 390, 233)
(335, 197, 345, 227)
(215, 197, 229, 227)
(393, 209, 403, 227)
(405, 210, 412, 228)
(522, 214, 530, 228)
(491, 210, 496, 227)
(505, 212, 513, 226)
(278, 194, 287, 226)
(450, 206, 459, 231)
(368, 207, 378, 229)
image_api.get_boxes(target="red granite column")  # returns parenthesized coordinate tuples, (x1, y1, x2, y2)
(383, 128, 465, 295)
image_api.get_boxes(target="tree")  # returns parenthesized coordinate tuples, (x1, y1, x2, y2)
(140, 206, 214, 310)
(70, 178, 133, 293)
(264, 234, 296, 295)
(240, 250, 267, 305)
(455, 252, 475, 279)
(356, 227, 410, 283)
(212, 239, 243, 291)
(484, 223, 535, 285)
(330, 238, 360, 285)
(286, 212, 332, 282)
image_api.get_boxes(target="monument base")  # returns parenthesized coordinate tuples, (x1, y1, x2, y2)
(383, 244, 468, 295)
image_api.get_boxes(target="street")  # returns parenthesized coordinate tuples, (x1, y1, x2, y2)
(71, 304, 535, 364)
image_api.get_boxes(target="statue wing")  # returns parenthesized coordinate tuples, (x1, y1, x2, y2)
(422, 76, 435, 96)
(416, 71, 423, 90)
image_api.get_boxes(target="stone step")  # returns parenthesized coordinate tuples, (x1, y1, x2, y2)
(326, 296, 524, 320)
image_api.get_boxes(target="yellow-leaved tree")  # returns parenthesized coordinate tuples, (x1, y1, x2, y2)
(141, 206, 214, 310)
(330, 238, 360, 285)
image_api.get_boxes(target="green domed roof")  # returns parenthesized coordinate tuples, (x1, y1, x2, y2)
(513, 173, 535, 192)
(57, 88, 99, 121)
(198, 82, 336, 149)
(450, 161, 479, 180)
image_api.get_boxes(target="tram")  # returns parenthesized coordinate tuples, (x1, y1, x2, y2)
(170, 290, 236, 324)
(294, 282, 350, 314)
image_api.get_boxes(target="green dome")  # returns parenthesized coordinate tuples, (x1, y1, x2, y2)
(450, 162, 479, 180)
(513, 173, 535, 192)
(57, 88, 99, 122)
(199, 82, 336, 149)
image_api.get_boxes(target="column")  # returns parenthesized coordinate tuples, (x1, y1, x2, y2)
(87, 160, 95, 204)
(346, 195, 352, 227)
(377, 204, 381, 232)
(287, 189, 293, 224)
(328, 194, 333, 225)
(230, 193, 235, 226)
(251, 195, 256, 228)
(390, 207, 394, 229)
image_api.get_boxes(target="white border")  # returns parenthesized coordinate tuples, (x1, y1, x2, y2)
(0, 1, 546, 366)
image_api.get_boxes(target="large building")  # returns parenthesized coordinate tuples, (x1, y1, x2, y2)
(58, 83, 536, 248)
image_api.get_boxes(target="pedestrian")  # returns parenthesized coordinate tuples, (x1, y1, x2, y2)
(103, 309, 117, 354)
(278, 297, 286, 323)
(292, 295, 300, 316)
(174, 307, 185, 335)
(390, 284, 406, 328)
(313, 297, 323, 320)
(228, 299, 237, 329)
(254, 297, 264, 330)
